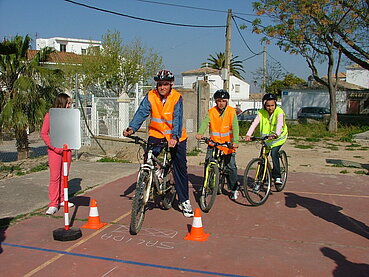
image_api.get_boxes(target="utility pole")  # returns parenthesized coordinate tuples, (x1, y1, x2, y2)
(223, 8, 232, 92)
(262, 46, 267, 97)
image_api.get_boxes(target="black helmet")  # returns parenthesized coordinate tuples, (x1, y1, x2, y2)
(154, 70, 174, 82)
(213, 89, 230, 100)
(262, 93, 277, 103)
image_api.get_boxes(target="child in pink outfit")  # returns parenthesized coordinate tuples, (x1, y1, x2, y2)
(41, 93, 73, 215)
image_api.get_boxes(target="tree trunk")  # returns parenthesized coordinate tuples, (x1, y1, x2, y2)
(327, 51, 338, 132)
(15, 127, 29, 160)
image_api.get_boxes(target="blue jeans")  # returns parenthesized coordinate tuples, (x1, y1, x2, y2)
(271, 145, 282, 180)
(205, 147, 238, 191)
(148, 136, 189, 204)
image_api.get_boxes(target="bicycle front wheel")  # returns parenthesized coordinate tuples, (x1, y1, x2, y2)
(161, 170, 176, 210)
(200, 163, 219, 213)
(275, 150, 288, 192)
(130, 171, 151, 235)
(243, 158, 271, 206)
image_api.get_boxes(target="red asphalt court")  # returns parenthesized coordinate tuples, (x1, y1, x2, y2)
(1, 165, 369, 277)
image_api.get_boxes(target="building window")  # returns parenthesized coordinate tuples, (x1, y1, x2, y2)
(235, 84, 240, 93)
(60, 44, 66, 52)
(81, 49, 86, 55)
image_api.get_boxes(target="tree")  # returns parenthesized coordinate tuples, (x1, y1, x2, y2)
(251, 0, 369, 131)
(202, 52, 245, 80)
(252, 60, 286, 94)
(267, 74, 306, 97)
(0, 35, 61, 159)
(69, 30, 163, 98)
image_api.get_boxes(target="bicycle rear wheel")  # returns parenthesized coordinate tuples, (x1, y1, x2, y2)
(243, 158, 271, 206)
(200, 163, 219, 212)
(275, 150, 288, 192)
(161, 169, 176, 210)
(130, 171, 150, 235)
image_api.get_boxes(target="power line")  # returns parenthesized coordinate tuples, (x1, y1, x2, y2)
(64, 0, 226, 28)
(232, 16, 260, 56)
(135, 0, 258, 16)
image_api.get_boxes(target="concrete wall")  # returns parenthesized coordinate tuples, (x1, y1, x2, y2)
(281, 89, 347, 119)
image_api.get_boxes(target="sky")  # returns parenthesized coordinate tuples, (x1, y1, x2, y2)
(0, 0, 319, 92)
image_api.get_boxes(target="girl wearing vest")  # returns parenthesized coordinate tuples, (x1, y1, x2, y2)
(245, 93, 288, 185)
(196, 89, 240, 200)
(123, 70, 194, 218)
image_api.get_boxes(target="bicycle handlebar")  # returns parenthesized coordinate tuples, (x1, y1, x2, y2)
(201, 137, 233, 149)
(126, 135, 169, 149)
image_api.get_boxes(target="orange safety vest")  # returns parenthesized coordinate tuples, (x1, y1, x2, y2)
(209, 106, 236, 154)
(147, 89, 187, 142)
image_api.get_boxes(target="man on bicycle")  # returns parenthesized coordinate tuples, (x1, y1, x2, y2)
(123, 70, 194, 217)
(245, 93, 288, 186)
(196, 89, 240, 200)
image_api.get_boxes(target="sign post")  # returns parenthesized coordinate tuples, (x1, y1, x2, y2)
(50, 108, 82, 241)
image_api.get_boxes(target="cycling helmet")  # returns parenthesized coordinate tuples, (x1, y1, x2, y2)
(213, 89, 230, 100)
(154, 70, 174, 82)
(262, 93, 277, 102)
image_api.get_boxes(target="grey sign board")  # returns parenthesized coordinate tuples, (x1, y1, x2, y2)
(50, 108, 81, 150)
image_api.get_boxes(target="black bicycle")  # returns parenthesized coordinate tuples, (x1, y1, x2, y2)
(127, 136, 176, 235)
(199, 137, 233, 213)
(243, 136, 288, 206)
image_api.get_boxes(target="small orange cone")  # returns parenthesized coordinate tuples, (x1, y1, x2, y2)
(81, 199, 107, 229)
(184, 208, 210, 241)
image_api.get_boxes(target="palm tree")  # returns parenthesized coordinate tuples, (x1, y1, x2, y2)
(0, 35, 61, 159)
(202, 52, 245, 80)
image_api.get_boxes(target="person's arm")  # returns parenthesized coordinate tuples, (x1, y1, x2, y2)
(245, 114, 260, 139)
(40, 113, 63, 154)
(129, 94, 151, 132)
(275, 113, 284, 136)
(232, 112, 239, 144)
(172, 96, 184, 140)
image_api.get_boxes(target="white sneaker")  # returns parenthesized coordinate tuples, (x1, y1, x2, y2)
(275, 178, 282, 185)
(230, 190, 239, 200)
(46, 206, 58, 215)
(179, 200, 194, 217)
(60, 202, 75, 208)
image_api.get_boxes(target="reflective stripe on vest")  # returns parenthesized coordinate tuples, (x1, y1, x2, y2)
(147, 89, 187, 142)
(258, 106, 288, 148)
(209, 106, 236, 155)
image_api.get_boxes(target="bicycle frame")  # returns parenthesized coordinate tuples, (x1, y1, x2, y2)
(255, 141, 272, 183)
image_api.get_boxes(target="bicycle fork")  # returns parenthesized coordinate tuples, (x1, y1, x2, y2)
(203, 161, 218, 188)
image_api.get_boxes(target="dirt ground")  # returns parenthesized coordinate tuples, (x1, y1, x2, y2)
(1, 135, 368, 179)
(186, 137, 369, 177)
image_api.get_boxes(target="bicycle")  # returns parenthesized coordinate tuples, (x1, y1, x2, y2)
(127, 135, 176, 235)
(242, 136, 288, 206)
(199, 137, 234, 213)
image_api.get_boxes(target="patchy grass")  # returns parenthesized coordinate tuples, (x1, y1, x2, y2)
(97, 157, 131, 163)
(340, 170, 349, 174)
(354, 170, 367, 175)
(0, 164, 21, 172)
(353, 155, 363, 158)
(187, 148, 202, 156)
(305, 137, 321, 142)
(294, 144, 314, 149)
(29, 163, 48, 173)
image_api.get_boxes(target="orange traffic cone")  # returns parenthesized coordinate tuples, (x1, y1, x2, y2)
(184, 208, 210, 241)
(81, 199, 107, 229)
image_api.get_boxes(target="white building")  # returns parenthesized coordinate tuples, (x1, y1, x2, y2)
(346, 62, 369, 89)
(36, 37, 101, 55)
(181, 67, 250, 110)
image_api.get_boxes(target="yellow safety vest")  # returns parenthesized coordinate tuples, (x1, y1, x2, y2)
(147, 89, 187, 142)
(258, 106, 288, 148)
(209, 106, 236, 154)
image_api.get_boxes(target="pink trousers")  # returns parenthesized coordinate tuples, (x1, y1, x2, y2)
(47, 149, 72, 207)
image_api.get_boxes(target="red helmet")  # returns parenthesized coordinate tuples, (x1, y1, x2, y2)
(154, 70, 174, 82)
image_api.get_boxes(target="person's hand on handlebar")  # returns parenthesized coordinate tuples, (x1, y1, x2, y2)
(268, 134, 278, 140)
(123, 127, 134, 137)
(245, 135, 252, 141)
(168, 138, 178, 148)
(196, 134, 203, 140)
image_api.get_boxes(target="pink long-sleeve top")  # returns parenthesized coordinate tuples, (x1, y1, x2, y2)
(40, 112, 63, 155)
(246, 113, 284, 137)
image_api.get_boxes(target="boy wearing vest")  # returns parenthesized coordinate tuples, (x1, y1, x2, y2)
(123, 70, 194, 218)
(245, 93, 288, 185)
(196, 89, 240, 200)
